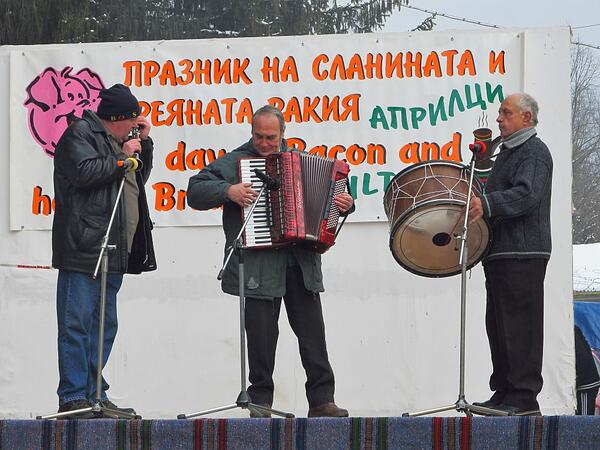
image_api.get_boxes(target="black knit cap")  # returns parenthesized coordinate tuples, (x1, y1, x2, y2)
(96, 83, 140, 121)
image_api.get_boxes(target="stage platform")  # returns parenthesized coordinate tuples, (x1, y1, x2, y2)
(1, 416, 599, 449)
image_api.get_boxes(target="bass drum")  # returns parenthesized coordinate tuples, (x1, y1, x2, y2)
(383, 160, 490, 277)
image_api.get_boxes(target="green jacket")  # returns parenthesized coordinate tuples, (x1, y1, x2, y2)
(187, 140, 324, 299)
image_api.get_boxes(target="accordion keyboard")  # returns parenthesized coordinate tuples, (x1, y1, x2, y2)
(239, 158, 272, 247)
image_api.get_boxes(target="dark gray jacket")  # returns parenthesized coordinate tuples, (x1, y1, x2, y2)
(52, 110, 156, 275)
(186, 140, 325, 299)
(481, 134, 553, 262)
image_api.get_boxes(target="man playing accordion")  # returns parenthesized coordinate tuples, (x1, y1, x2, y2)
(187, 105, 353, 418)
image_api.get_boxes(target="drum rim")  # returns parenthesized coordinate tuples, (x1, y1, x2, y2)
(383, 160, 476, 215)
(388, 201, 491, 278)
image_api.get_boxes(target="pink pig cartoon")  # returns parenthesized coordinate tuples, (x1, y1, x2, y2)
(24, 67, 105, 157)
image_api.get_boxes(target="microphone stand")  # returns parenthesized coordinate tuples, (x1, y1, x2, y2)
(38, 173, 139, 420)
(402, 155, 508, 417)
(178, 179, 294, 419)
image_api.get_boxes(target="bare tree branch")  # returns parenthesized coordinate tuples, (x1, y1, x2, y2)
(572, 44, 600, 244)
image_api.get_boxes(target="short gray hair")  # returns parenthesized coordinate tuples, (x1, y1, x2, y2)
(252, 105, 286, 133)
(517, 93, 539, 126)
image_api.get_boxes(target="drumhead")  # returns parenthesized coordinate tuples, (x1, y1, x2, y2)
(389, 202, 490, 277)
(383, 160, 468, 218)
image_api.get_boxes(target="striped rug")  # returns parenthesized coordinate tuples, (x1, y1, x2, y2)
(1, 416, 599, 449)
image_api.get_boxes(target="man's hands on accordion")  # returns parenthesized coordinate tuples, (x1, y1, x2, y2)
(227, 182, 352, 213)
(334, 192, 354, 213)
(227, 182, 258, 208)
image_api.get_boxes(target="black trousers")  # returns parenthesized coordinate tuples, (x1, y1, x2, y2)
(483, 258, 547, 409)
(245, 266, 335, 408)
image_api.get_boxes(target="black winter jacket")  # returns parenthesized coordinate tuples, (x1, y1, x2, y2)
(52, 110, 157, 275)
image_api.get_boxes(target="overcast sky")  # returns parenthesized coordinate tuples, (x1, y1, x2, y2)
(382, 0, 600, 48)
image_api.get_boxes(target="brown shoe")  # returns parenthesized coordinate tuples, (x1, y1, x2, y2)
(308, 402, 349, 417)
(249, 403, 272, 418)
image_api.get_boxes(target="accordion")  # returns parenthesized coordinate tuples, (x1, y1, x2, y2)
(239, 151, 350, 253)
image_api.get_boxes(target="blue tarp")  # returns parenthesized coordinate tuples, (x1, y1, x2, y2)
(574, 302, 600, 349)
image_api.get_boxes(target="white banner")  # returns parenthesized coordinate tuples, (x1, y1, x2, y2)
(9, 32, 523, 230)
(0, 28, 576, 418)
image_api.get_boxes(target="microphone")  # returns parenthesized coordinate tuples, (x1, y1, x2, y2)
(469, 141, 487, 159)
(253, 168, 280, 191)
(118, 156, 143, 173)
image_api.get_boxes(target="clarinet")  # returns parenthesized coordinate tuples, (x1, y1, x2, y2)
(128, 126, 140, 140)
(126, 127, 143, 168)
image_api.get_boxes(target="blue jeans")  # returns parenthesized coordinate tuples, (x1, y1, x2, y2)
(56, 269, 123, 405)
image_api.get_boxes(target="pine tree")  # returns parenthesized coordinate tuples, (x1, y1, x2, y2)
(0, 0, 408, 45)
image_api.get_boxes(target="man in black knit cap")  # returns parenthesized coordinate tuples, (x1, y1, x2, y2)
(52, 83, 156, 417)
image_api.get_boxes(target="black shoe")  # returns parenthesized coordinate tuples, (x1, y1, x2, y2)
(474, 390, 505, 406)
(249, 403, 272, 418)
(57, 399, 97, 419)
(472, 391, 506, 414)
(471, 400, 509, 416)
(496, 403, 541, 416)
(308, 402, 349, 418)
(472, 399, 500, 409)
(100, 400, 138, 416)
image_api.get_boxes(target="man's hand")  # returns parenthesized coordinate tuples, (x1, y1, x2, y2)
(468, 196, 484, 225)
(122, 138, 141, 157)
(136, 115, 151, 140)
(334, 192, 354, 213)
(227, 182, 258, 208)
